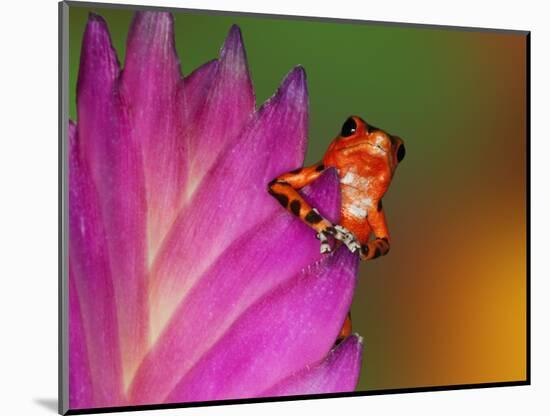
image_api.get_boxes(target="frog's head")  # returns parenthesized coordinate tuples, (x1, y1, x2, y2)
(335, 115, 405, 174)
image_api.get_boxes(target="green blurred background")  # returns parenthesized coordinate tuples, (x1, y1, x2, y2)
(68, 5, 527, 393)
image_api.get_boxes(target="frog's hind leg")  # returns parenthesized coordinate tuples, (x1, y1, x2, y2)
(336, 312, 352, 343)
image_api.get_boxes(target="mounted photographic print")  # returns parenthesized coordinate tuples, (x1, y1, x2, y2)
(59, 1, 529, 414)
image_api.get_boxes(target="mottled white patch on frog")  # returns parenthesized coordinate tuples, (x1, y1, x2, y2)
(349, 204, 367, 218)
(341, 170, 372, 190)
(340, 171, 355, 185)
(361, 197, 374, 207)
(340, 169, 375, 219)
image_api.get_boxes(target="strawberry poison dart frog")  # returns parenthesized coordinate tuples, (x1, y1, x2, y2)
(268, 115, 405, 339)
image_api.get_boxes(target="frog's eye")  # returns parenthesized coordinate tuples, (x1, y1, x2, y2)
(396, 143, 406, 163)
(340, 117, 357, 137)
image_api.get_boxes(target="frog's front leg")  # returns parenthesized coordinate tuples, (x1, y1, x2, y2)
(360, 202, 391, 260)
(267, 163, 361, 254)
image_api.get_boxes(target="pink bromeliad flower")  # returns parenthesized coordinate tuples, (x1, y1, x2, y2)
(69, 11, 362, 410)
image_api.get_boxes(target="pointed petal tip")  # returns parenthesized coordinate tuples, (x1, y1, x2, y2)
(257, 65, 308, 119)
(285, 65, 307, 86)
(293, 64, 307, 76)
(83, 12, 111, 38)
(78, 10, 119, 95)
(219, 24, 248, 73)
(87, 12, 106, 24)
(229, 24, 242, 34)
(195, 58, 219, 74)
(272, 65, 308, 106)
(84, 12, 113, 41)
(339, 333, 364, 358)
(224, 24, 244, 48)
(352, 332, 365, 346)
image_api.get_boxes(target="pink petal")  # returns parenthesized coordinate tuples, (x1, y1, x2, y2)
(184, 25, 255, 197)
(76, 14, 119, 102)
(181, 59, 219, 130)
(69, 120, 123, 406)
(121, 11, 185, 259)
(165, 246, 359, 403)
(130, 169, 340, 404)
(262, 334, 363, 397)
(176, 60, 218, 186)
(149, 66, 309, 339)
(76, 14, 148, 386)
(69, 247, 93, 408)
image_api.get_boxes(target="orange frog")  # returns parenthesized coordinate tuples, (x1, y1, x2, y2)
(268, 115, 405, 339)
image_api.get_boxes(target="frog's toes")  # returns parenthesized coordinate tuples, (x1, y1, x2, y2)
(328, 225, 361, 253)
(320, 242, 332, 254)
(347, 240, 361, 253)
(316, 231, 332, 254)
